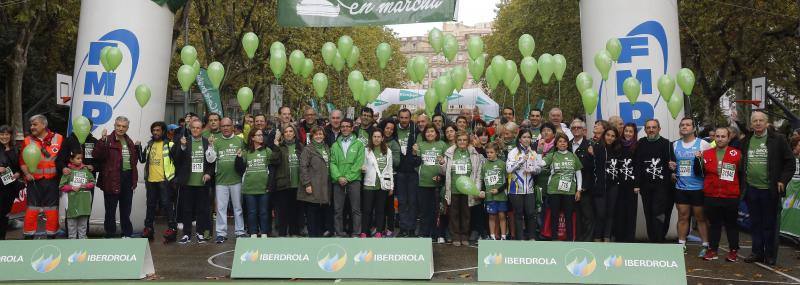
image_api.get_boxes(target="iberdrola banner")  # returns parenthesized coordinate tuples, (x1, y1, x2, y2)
(781, 179, 800, 238)
(278, 0, 458, 27)
(231, 238, 433, 279)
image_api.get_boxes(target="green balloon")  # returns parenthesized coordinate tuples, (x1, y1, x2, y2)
(657, 74, 676, 102)
(181, 45, 197, 66)
(467, 36, 484, 61)
(207, 61, 225, 89)
(192, 60, 201, 78)
(486, 67, 499, 91)
(677, 68, 695, 96)
(376, 42, 392, 70)
(321, 42, 337, 66)
(581, 88, 599, 115)
(363, 79, 381, 104)
(443, 34, 458, 62)
(289, 50, 306, 75)
(468, 56, 485, 82)
(106, 47, 123, 71)
(520, 56, 539, 84)
(135, 84, 151, 108)
(606, 38, 622, 61)
(428, 28, 444, 54)
(100, 46, 111, 71)
(508, 73, 521, 95)
(270, 41, 285, 55)
(575, 72, 593, 93)
(237, 87, 254, 112)
(518, 34, 535, 57)
(538, 53, 555, 84)
(553, 54, 567, 81)
(434, 76, 453, 102)
(491, 55, 506, 81)
(301, 59, 314, 79)
(337, 35, 354, 60)
(412, 56, 428, 83)
(348, 70, 365, 101)
(270, 50, 287, 80)
(594, 50, 613, 81)
(406, 58, 418, 83)
(456, 176, 479, 195)
(622, 77, 641, 105)
(72, 116, 91, 144)
(22, 143, 41, 174)
(333, 51, 346, 72)
(177, 64, 195, 92)
(242, 32, 259, 59)
(346, 45, 360, 69)
(451, 66, 467, 92)
(503, 60, 518, 85)
(312, 73, 328, 99)
(667, 92, 684, 119)
(424, 89, 438, 117)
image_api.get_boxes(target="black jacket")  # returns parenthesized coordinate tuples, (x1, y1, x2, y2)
(0, 144, 22, 191)
(740, 129, 795, 197)
(569, 138, 593, 193)
(633, 136, 672, 188)
(396, 123, 422, 173)
(172, 137, 215, 186)
(271, 141, 304, 191)
(56, 134, 99, 176)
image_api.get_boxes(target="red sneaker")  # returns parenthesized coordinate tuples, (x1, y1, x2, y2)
(703, 249, 718, 261)
(142, 227, 154, 241)
(163, 228, 177, 243)
(374, 232, 383, 238)
(359, 233, 367, 238)
(726, 250, 738, 262)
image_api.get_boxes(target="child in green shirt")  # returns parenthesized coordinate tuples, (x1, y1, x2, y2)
(542, 133, 583, 241)
(481, 143, 508, 240)
(59, 151, 95, 239)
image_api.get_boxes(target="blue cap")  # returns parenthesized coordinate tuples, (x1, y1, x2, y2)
(167, 124, 179, 131)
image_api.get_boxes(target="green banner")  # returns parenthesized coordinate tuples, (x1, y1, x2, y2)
(231, 238, 433, 279)
(0, 239, 154, 281)
(278, 0, 457, 27)
(478, 241, 686, 285)
(197, 69, 224, 116)
(781, 179, 800, 238)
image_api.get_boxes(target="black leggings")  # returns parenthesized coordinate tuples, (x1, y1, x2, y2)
(272, 189, 302, 236)
(548, 194, 575, 241)
(593, 184, 619, 240)
(362, 190, 388, 234)
(705, 198, 740, 251)
(417, 186, 438, 237)
(304, 202, 326, 237)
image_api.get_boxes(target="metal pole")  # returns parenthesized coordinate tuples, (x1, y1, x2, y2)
(183, 1, 191, 114)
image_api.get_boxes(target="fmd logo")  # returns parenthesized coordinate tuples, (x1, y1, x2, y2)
(598, 20, 669, 130)
(73, 29, 140, 131)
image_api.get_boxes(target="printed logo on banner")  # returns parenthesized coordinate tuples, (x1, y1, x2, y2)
(353, 250, 374, 263)
(603, 255, 624, 269)
(30, 245, 62, 273)
(399, 90, 423, 101)
(482, 253, 503, 266)
(67, 251, 88, 264)
(597, 20, 669, 131)
(239, 250, 259, 263)
(564, 248, 597, 277)
(72, 29, 140, 132)
(316, 244, 348, 272)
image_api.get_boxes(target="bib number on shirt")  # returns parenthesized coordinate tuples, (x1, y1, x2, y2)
(192, 162, 203, 173)
(71, 175, 87, 188)
(678, 160, 692, 177)
(423, 153, 437, 166)
(455, 163, 468, 175)
(0, 168, 14, 186)
(486, 174, 500, 186)
(720, 162, 736, 182)
(84, 143, 94, 159)
(558, 179, 572, 192)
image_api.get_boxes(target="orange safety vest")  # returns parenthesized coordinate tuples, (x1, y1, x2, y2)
(21, 131, 63, 180)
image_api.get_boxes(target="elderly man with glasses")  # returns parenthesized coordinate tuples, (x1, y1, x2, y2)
(568, 119, 595, 241)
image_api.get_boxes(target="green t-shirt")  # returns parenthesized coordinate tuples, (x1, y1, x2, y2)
(747, 135, 769, 189)
(450, 148, 472, 195)
(121, 138, 132, 171)
(242, 148, 272, 195)
(58, 167, 95, 218)
(543, 150, 583, 195)
(357, 128, 370, 147)
(287, 143, 300, 188)
(365, 148, 388, 191)
(314, 142, 330, 164)
(501, 139, 517, 161)
(418, 140, 447, 187)
(202, 129, 221, 139)
(397, 127, 411, 155)
(213, 135, 244, 185)
(187, 138, 205, 187)
(482, 159, 507, 201)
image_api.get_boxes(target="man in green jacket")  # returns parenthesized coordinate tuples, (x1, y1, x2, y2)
(330, 118, 365, 237)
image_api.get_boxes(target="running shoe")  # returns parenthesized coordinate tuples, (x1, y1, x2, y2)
(196, 233, 207, 244)
(702, 249, 718, 261)
(374, 232, 383, 238)
(178, 235, 191, 244)
(726, 250, 738, 262)
(215, 236, 227, 244)
(697, 246, 708, 258)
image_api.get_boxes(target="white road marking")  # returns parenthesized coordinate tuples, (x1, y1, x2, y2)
(207, 250, 234, 271)
(719, 246, 800, 284)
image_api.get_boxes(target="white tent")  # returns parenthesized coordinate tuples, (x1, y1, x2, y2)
(368, 88, 500, 122)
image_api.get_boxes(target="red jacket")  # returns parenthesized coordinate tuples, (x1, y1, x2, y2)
(702, 146, 742, 199)
(92, 134, 139, 194)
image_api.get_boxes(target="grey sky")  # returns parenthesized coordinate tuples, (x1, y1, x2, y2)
(386, 0, 500, 37)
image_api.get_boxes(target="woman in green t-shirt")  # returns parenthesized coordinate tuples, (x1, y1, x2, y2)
(271, 125, 304, 237)
(542, 133, 583, 241)
(441, 130, 484, 246)
(362, 129, 394, 238)
(415, 123, 447, 239)
(235, 128, 275, 238)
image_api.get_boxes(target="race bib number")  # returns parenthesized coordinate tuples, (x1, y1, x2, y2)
(0, 168, 14, 186)
(191, 162, 203, 173)
(71, 176, 87, 188)
(84, 143, 94, 159)
(558, 179, 572, 192)
(422, 153, 437, 166)
(486, 174, 500, 186)
(455, 163, 468, 175)
(678, 160, 692, 177)
(720, 162, 736, 182)
(401, 145, 408, 155)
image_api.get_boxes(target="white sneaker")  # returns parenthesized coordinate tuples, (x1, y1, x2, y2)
(196, 234, 207, 244)
(178, 235, 190, 244)
(437, 237, 445, 244)
(261, 234, 268, 238)
(251, 234, 258, 238)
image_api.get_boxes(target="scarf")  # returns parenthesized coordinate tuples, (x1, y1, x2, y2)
(622, 137, 636, 148)
(540, 138, 555, 153)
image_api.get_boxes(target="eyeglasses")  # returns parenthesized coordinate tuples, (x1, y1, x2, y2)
(342, 125, 353, 128)
(570, 126, 582, 129)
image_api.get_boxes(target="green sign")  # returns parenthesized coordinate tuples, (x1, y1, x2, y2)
(478, 241, 686, 285)
(231, 238, 433, 279)
(278, 0, 457, 27)
(781, 179, 800, 238)
(197, 69, 224, 116)
(0, 239, 154, 281)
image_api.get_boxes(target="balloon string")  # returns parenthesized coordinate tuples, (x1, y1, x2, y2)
(557, 81, 561, 107)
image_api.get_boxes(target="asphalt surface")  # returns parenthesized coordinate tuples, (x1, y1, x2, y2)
(8, 218, 800, 284)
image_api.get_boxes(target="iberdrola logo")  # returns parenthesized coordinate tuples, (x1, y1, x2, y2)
(30, 245, 61, 273)
(603, 255, 624, 269)
(353, 250, 374, 263)
(67, 250, 88, 264)
(316, 244, 347, 272)
(564, 248, 597, 277)
(239, 250, 259, 263)
(483, 253, 503, 267)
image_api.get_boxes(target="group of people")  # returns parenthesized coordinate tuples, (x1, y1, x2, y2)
(0, 104, 793, 266)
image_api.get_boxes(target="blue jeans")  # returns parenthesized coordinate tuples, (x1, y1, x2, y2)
(244, 193, 270, 235)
